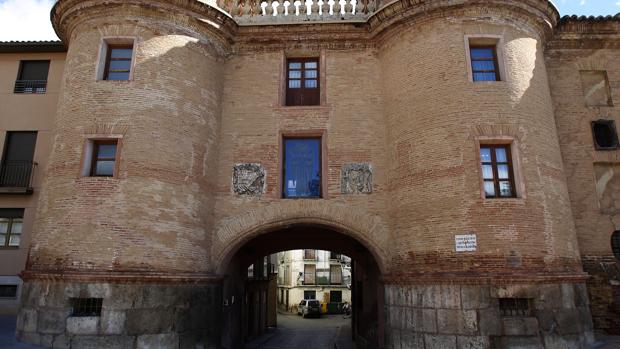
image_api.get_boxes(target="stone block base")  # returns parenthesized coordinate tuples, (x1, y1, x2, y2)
(384, 282, 595, 349)
(582, 256, 620, 334)
(16, 279, 222, 349)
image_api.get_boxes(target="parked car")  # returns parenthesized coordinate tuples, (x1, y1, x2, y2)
(297, 299, 321, 318)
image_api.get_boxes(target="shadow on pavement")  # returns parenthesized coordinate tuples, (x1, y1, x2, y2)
(244, 313, 356, 349)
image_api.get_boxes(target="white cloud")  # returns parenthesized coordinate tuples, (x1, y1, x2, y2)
(0, 0, 58, 41)
(616, 0, 620, 5)
(580, 0, 586, 5)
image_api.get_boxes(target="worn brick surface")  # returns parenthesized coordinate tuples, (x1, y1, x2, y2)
(547, 16, 620, 334)
(4, 0, 618, 347)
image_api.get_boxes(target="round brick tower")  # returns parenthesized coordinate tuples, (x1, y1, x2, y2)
(377, 1, 593, 347)
(17, 1, 234, 348)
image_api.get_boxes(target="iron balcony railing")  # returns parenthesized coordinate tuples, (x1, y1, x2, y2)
(0, 161, 37, 193)
(14, 80, 47, 94)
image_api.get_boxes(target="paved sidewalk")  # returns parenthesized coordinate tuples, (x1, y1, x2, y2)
(334, 315, 356, 349)
(590, 334, 620, 349)
(245, 313, 354, 349)
(0, 316, 43, 349)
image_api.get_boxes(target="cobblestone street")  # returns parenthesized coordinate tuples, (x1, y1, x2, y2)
(244, 313, 354, 349)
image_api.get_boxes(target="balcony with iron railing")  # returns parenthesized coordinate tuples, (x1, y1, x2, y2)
(13, 80, 47, 94)
(0, 161, 37, 194)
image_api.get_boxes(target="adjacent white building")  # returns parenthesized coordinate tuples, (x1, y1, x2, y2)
(277, 249, 351, 313)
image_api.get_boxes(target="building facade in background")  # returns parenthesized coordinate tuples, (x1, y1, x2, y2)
(0, 42, 65, 314)
(0, 0, 616, 348)
(277, 249, 351, 313)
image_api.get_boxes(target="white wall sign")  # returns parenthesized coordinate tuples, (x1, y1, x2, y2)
(455, 234, 477, 252)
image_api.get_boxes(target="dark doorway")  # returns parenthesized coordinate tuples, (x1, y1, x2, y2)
(220, 225, 384, 349)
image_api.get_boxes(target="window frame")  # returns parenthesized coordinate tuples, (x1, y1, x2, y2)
(0, 284, 18, 299)
(96, 37, 136, 81)
(580, 70, 614, 107)
(14, 60, 50, 94)
(285, 57, 321, 106)
(480, 144, 517, 199)
(303, 249, 316, 260)
(591, 120, 619, 150)
(0, 209, 24, 248)
(303, 290, 316, 300)
(499, 298, 533, 317)
(70, 298, 103, 317)
(464, 35, 506, 83)
(469, 45, 501, 82)
(281, 136, 323, 199)
(78, 134, 123, 178)
(0, 216, 23, 248)
(88, 139, 119, 178)
(612, 231, 620, 260)
(303, 264, 316, 285)
(329, 264, 342, 285)
(330, 290, 342, 303)
(103, 44, 134, 81)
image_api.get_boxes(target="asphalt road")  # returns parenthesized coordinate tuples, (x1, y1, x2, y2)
(244, 313, 353, 349)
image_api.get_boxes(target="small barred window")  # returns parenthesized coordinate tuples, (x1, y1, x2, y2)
(499, 298, 532, 317)
(0, 285, 18, 298)
(71, 298, 103, 317)
(612, 231, 620, 260)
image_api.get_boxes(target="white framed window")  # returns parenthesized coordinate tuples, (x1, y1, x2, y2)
(96, 37, 137, 81)
(464, 35, 506, 83)
(80, 135, 123, 178)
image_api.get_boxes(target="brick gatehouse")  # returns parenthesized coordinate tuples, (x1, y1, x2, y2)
(0, 0, 617, 348)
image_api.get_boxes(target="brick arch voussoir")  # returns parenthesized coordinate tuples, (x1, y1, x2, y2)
(212, 200, 389, 274)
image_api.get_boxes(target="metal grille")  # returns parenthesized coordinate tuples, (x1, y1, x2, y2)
(612, 231, 620, 260)
(0, 161, 37, 189)
(13, 80, 47, 94)
(0, 285, 18, 298)
(499, 298, 532, 317)
(71, 298, 103, 317)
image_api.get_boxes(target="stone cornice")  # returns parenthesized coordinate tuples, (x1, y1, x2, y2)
(368, 0, 558, 43)
(547, 15, 620, 50)
(51, 0, 238, 57)
(51, 0, 562, 53)
(383, 272, 590, 285)
(21, 270, 224, 284)
(233, 22, 374, 52)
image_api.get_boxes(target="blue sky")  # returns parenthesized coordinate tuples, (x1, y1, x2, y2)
(553, 0, 619, 16)
(0, 0, 618, 41)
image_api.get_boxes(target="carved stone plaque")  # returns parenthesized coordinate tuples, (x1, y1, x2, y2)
(233, 163, 265, 196)
(341, 163, 372, 194)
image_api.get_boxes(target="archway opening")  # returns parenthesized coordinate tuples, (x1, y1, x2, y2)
(218, 224, 384, 349)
